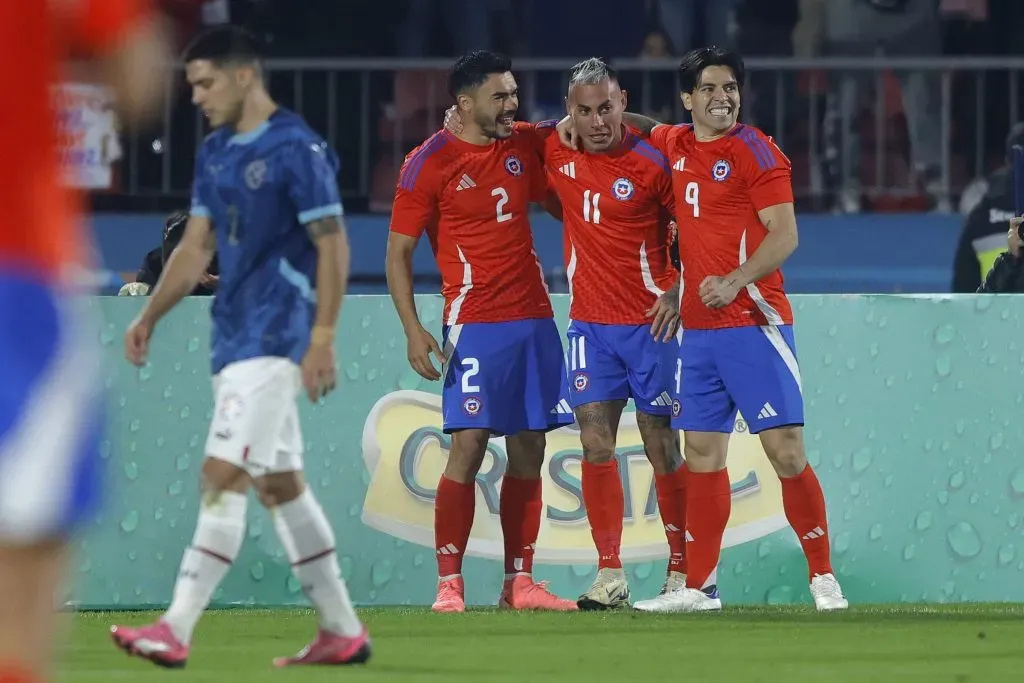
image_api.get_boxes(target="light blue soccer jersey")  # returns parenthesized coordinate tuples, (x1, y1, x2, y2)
(189, 108, 342, 373)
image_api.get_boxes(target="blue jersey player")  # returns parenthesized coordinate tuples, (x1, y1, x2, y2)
(111, 27, 372, 668)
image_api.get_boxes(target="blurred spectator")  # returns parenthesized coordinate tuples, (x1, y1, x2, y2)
(119, 211, 219, 296)
(619, 29, 677, 122)
(397, 0, 513, 57)
(732, 0, 799, 138)
(951, 122, 1024, 292)
(812, 0, 945, 214)
(656, 0, 735, 56)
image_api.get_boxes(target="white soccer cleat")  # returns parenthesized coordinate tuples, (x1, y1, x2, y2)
(633, 585, 722, 613)
(577, 568, 630, 611)
(810, 573, 848, 611)
(660, 570, 687, 595)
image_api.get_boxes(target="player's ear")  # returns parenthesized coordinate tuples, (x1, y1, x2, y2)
(619, 89, 628, 111)
(456, 93, 473, 113)
(680, 91, 693, 112)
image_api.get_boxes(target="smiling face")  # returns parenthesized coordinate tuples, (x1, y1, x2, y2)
(681, 64, 740, 139)
(459, 71, 519, 140)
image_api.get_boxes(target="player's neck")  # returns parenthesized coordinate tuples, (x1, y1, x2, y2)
(233, 91, 278, 135)
(693, 122, 737, 143)
(454, 125, 495, 147)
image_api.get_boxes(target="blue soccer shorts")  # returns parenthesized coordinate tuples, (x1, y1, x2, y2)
(671, 325, 804, 434)
(565, 321, 677, 416)
(441, 318, 574, 435)
(0, 275, 105, 542)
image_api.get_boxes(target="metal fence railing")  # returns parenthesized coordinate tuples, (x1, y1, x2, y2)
(89, 57, 1024, 212)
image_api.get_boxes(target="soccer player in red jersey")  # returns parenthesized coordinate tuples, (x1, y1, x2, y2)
(387, 51, 577, 613)
(448, 58, 692, 610)
(560, 46, 848, 612)
(0, 2, 169, 681)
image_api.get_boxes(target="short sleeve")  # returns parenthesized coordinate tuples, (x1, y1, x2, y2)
(734, 128, 793, 210)
(190, 145, 213, 219)
(648, 124, 674, 156)
(654, 166, 675, 216)
(285, 141, 344, 225)
(390, 156, 440, 239)
(76, 0, 151, 55)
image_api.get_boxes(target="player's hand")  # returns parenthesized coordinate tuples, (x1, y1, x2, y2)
(124, 317, 154, 367)
(699, 275, 742, 309)
(301, 341, 337, 403)
(199, 272, 219, 289)
(556, 116, 580, 150)
(443, 105, 464, 135)
(646, 291, 680, 341)
(1010, 217, 1023, 257)
(407, 326, 446, 381)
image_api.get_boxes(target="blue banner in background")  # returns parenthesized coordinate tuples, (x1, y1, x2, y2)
(88, 212, 963, 294)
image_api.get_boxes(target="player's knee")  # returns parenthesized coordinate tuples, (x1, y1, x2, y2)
(253, 471, 305, 507)
(505, 431, 545, 478)
(682, 433, 728, 472)
(760, 426, 806, 477)
(579, 428, 616, 464)
(200, 457, 250, 495)
(445, 429, 490, 483)
(636, 412, 678, 475)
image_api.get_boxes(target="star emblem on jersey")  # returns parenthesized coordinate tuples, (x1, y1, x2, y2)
(462, 396, 482, 416)
(244, 159, 267, 190)
(711, 159, 731, 182)
(572, 372, 589, 392)
(611, 177, 635, 201)
(671, 399, 681, 418)
(504, 155, 523, 177)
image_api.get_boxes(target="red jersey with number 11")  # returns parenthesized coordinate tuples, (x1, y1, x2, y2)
(390, 129, 553, 325)
(649, 123, 794, 330)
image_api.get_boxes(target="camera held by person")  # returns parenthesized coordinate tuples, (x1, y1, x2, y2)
(118, 211, 219, 296)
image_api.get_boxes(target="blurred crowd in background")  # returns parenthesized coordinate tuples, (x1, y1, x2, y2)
(72, 0, 1024, 218)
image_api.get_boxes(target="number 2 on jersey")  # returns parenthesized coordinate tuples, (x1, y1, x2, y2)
(492, 187, 512, 223)
(461, 357, 480, 392)
(685, 182, 699, 218)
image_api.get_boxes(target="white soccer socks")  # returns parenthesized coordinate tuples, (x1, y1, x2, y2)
(163, 490, 248, 644)
(272, 488, 363, 638)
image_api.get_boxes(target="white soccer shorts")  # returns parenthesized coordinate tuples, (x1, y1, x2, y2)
(204, 356, 304, 475)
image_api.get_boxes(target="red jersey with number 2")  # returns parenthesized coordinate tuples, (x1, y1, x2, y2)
(649, 123, 794, 330)
(389, 129, 553, 325)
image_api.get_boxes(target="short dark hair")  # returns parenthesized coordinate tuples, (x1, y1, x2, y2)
(447, 50, 513, 98)
(677, 46, 745, 93)
(183, 25, 262, 66)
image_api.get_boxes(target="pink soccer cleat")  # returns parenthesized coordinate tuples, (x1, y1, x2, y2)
(431, 576, 466, 613)
(273, 627, 371, 667)
(109, 620, 189, 669)
(498, 575, 578, 611)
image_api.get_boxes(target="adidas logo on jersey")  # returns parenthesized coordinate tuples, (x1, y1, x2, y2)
(559, 162, 576, 179)
(455, 174, 476, 191)
(550, 399, 572, 415)
(650, 391, 672, 408)
(673, 158, 687, 172)
(757, 402, 778, 419)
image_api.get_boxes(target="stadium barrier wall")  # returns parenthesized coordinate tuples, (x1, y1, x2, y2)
(71, 293, 1024, 610)
(89, 212, 962, 294)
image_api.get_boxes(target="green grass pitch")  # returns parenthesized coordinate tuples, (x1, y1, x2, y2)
(62, 605, 1024, 682)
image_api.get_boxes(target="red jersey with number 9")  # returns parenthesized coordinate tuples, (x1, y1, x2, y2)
(0, 0, 150, 280)
(649, 123, 794, 330)
(389, 129, 553, 325)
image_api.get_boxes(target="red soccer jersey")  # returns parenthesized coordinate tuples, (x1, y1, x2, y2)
(390, 129, 553, 325)
(521, 122, 677, 325)
(649, 123, 795, 329)
(0, 0, 150, 280)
